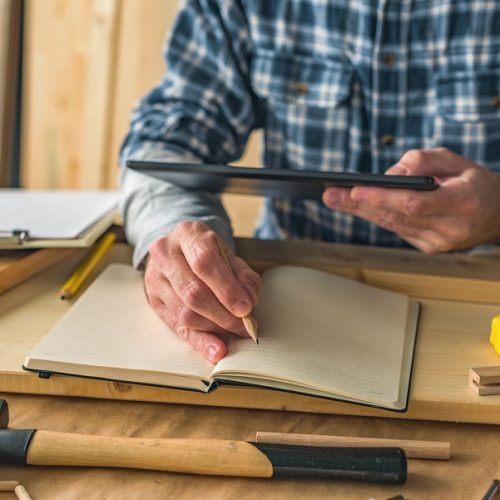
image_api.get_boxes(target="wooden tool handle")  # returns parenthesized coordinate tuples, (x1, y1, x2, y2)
(24, 431, 407, 483)
(27, 431, 273, 477)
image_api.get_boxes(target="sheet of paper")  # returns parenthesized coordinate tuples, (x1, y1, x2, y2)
(214, 266, 412, 405)
(0, 190, 118, 239)
(25, 264, 215, 387)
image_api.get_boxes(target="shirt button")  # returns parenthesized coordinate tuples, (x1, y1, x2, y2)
(381, 134, 395, 146)
(291, 82, 309, 94)
(492, 96, 500, 108)
(382, 53, 396, 66)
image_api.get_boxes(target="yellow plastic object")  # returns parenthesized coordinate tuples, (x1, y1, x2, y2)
(490, 315, 500, 356)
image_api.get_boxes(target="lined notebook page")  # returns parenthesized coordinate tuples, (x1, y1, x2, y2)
(214, 266, 411, 405)
(25, 264, 214, 388)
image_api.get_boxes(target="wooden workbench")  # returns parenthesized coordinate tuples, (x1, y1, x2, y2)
(0, 239, 500, 424)
(1, 239, 500, 498)
(0, 391, 499, 499)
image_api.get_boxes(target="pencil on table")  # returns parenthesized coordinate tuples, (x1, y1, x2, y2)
(215, 239, 259, 344)
(59, 232, 117, 300)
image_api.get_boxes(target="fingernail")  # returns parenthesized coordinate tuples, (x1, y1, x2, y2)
(325, 190, 340, 205)
(207, 345, 219, 362)
(351, 189, 365, 201)
(387, 165, 408, 175)
(234, 300, 251, 317)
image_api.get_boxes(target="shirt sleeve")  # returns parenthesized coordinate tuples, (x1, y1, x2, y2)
(118, 0, 261, 268)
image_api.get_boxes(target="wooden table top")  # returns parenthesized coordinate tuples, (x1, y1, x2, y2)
(1, 239, 500, 498)
(0, 392, 499, 499)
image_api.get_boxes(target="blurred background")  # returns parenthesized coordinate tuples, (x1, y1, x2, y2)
(0, 0, 261, 236)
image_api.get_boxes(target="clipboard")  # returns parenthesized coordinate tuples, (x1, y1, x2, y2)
(126, 160, 439, 199)
(0, 190, 119, 249)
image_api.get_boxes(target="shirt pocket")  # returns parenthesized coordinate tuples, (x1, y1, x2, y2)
(432, 70, 500, 169)
(250, 52, 353, 172)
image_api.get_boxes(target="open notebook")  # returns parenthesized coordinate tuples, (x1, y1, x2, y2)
(0, 190, 118, 248)
(24, 264, 420, 411)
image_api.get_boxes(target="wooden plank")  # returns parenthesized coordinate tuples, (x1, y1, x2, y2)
(79, 0, 120, 188)
(0, 0, 22, 187)
(22, 0, 86, 187)
(1, 240, 500, 424)
(0, 0, 10, 154)
(254, 432, 451, 460)
(21, 0, 120, 189)
(0, 248, 85, 295)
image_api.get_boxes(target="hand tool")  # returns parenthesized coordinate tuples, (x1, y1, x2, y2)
(0, 399, 406, 483)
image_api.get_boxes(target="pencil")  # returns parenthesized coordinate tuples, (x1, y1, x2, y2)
(215, 238, 259, 344)
(59, 232, 116, 300)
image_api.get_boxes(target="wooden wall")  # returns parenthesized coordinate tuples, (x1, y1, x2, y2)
(21, 0, 261, 235)
(0, 0, 23, 186)
(0, 0, 10, 164)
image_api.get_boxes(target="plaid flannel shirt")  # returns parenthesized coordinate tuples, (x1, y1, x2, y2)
(120, 0, 500, 267)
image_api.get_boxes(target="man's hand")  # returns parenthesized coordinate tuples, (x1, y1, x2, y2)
(144, 221, 261, 363)
(323, 148, 500, 254)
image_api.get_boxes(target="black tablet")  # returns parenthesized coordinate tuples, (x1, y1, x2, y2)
(126, 160, 438, 199)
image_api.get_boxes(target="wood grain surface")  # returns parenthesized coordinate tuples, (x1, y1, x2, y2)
(0, 239, 499, 424)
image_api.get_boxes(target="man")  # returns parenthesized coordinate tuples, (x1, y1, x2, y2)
(120, 1, 500, 363)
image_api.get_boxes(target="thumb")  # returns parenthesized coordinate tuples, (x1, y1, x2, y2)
(386, 148, 467, 178)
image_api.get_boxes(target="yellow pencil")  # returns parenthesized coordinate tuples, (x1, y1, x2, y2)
(60, 232, 117, 300)
(215, 238, 259, 344)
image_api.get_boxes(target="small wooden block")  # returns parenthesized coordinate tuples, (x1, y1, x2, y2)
(469, 367, 500, 396)
(0, 481, 19, 491)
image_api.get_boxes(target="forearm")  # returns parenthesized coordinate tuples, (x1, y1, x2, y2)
(118, 0, 259, 268)
(119, 146, 233, 269)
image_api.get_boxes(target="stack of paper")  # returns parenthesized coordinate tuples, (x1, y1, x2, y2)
(0, 190, 119, 249)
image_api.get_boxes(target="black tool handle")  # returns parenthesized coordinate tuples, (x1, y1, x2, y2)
(252, 443, 407, 483)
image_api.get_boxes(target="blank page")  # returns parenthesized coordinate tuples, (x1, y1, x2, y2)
(214, 266, 415, 406)
(0, 190, 118, 239)
(24, 264, 214, 389)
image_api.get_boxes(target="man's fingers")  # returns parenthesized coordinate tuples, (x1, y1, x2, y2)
(153, 278, 247, 336)
(180, 232, 254, 317)
(387, 148, 471, 178)
(326, 199, 468, 252)
(225, 251, 261, 306)
(153, 243, 246, 334)
(349, 186, 447, 216)
(338, 205, 428, 237)
(180, 329, 228, 364)
(167, 263, 249, 334)
(327, 178, 471, 219)
(155, 300, 227, 363)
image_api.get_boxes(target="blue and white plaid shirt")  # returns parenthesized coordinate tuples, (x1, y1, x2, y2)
(120, 0, 500, 267)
